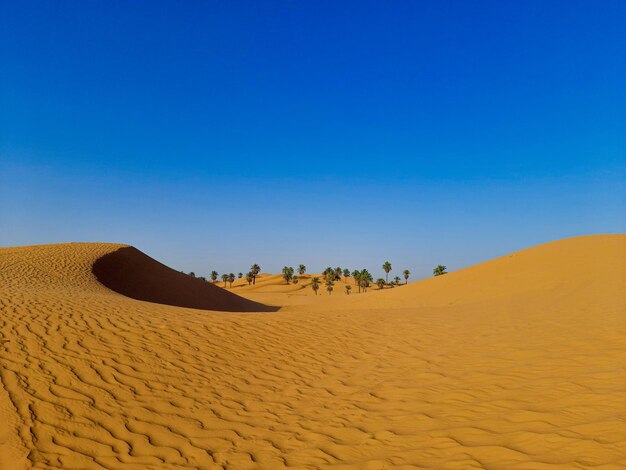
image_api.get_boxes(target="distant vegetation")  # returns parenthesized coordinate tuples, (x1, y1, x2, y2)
(433, 265, 447, 276)
(382, 261, 392, 282)
(193, 260, 442, 294)
(282, 266, 295, 283)
(250, 264, 261, 284)
(310, 276, 320, 295)
(354, 269, 373, 292)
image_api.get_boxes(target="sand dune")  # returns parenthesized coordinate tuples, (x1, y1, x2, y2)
(308, 234, 626, 312)
(1, 235, 625, 468)
(229, 274, 361, 308)
(93, 246, 275, 312)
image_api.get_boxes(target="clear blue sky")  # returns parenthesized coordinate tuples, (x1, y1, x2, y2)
(1, 1, 624, 279)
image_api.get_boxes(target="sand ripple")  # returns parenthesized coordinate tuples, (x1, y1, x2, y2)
(1, 238, 625, 468)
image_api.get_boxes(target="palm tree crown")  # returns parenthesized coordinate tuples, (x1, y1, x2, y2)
(433, 265, 448, 276)
(382, 261, 392, 282)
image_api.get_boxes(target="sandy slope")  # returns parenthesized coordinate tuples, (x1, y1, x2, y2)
(228, 274, 364, 308)
(0, 236, 625, 469)
(93, 246, 275, 312)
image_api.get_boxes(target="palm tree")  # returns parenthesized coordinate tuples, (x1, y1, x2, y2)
(403, 269, 410, 284)
(335, 267, 342, 280)
(343, 268, 350, 281)
(189, 271, 196, 278)
(298, 264, 306, 275)
(345, 285, 352, 295)
(382, 261, 392, 282)
(292, 275, 299, 284)
(360, 269, 373, 292)
(376, 278, 386, 289)
(351, 269, 361, 291)
(245, 272, 254, 286)
(310, 276, 320, 295)
(210, 271, 218, 283)
(325, 278, 334, 295)
(433, 265, 448, 276)
(393, 276, 401, 285)
(282, 266, 294, 283)
(221, 274, 228, 287)
(228, 273, 235, 287)
(198, 276, 207, 282)
(237, 272, 243, 279)
(250, 264, 261, 284)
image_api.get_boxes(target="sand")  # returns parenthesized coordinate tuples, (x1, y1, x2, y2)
(0, 235, 625, 469)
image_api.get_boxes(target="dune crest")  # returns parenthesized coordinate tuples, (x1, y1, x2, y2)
(1, 235, 625, 468)
(303, 234, 626, 312)
(92, 246, 276, 312)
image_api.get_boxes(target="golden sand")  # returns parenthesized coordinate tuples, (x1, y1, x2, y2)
(1, 235, 625, 468)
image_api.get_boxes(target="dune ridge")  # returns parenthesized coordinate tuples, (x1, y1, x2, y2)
(92, 246, 276, 312)
(302, 234, 626, 312)
(1, 235, 625, 468)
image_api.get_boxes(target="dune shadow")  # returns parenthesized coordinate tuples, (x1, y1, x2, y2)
(93, 246, 278, 312)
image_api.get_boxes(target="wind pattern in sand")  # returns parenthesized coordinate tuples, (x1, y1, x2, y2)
(1, 236, 625, 469)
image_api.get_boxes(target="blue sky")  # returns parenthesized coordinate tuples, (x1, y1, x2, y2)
(1, 1, 624, 279)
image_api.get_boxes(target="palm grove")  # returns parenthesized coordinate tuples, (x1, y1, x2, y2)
(190, 261, 448, 295)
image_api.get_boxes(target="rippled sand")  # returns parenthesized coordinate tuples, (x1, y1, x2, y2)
(1, 235, 625, 469)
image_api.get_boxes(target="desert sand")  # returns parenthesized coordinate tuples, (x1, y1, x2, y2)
(0, 235, 625, 469)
